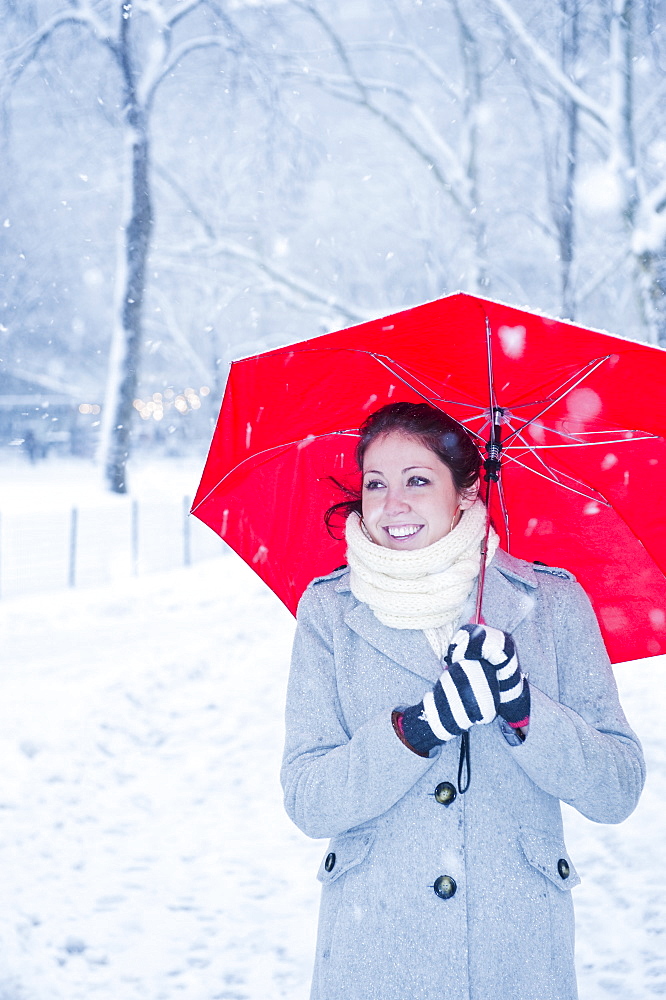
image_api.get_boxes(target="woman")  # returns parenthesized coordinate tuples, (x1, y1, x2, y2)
(281, 402, 645, 1000)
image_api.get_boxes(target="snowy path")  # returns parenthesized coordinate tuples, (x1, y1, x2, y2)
(0, 552, 663, 999)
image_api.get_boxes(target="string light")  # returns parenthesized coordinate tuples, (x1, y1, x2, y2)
(128, 387, 211, 420)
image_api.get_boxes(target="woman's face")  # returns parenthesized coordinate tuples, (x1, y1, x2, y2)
(361, 432, 475, 550)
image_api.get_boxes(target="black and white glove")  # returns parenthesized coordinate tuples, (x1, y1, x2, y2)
(400, 627, 501, 755)
(449, 624, 530, 729)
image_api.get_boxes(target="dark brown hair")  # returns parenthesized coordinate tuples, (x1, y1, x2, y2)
(325, 401, 481, 535)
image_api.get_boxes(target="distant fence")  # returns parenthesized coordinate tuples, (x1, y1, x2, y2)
(0, 497, 226, 599)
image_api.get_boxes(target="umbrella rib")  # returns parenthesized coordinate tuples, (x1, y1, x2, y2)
(503, 419, 563, 483)
(556, 428, 659, 436)
(502, 452, 611, 505)
(369, 353, 488, 411)
(503, 356, 611, 446)
(454, 415, 487, 443)
(506, 448, 617, 501)
(190, 432, 361, 514)
(496, 476, 511, 553)
(369, 354, 446, 408)
(500, 357, 609, 411)
(505, 434, 657, 449)
(368, 354, 489, 446)
(516, 419, 587, 445)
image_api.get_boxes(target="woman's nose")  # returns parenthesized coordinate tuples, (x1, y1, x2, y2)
(384, 487, 410, 513)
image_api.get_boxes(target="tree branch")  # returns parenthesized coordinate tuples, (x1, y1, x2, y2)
(645, 176, 666, 217)
(345, 41, 463, 102)
(188, 239, 372, 322)
(2, 7, 115, 87)
(283, 23, 472, 214)
(164, 0, 207, 28)
(141, 34, 231, 106)
(484, 0, 608, 128)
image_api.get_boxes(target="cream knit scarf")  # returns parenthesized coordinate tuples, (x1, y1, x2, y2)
(345, 500, 499, 657)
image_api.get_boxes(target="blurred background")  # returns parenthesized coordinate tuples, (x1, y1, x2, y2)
(3, 0, 665, 486)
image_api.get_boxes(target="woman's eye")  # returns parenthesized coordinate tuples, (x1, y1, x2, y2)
(408, 475, 430, 487)
(363, 479, 385, 490)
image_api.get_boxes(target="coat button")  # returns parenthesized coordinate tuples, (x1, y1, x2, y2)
(324, 852, 336, 873)
(433, 875, 457, 899)
(557, 858, 570, 879)
(434, 781, 457, 805)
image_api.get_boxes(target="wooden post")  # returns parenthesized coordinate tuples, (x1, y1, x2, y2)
(69, 507, 78, 588)
(183, 496, 191, 567)
(131, 499, 139, 576)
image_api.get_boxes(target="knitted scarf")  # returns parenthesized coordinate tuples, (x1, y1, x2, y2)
(345, 500, 499, 655)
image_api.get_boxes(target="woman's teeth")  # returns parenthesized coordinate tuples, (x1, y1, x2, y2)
(386, 525, 421, 538)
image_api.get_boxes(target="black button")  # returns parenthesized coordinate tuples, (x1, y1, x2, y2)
(433, 875, 457, 899)
(434, 781, 457, 805)
(324, 852, 336, 873)
(557, 858, 570, 879)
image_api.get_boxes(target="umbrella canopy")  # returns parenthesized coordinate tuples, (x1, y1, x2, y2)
(192, 292, 666, 664)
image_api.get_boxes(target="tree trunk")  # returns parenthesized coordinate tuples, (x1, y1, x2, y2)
(556, 0, 579, 319)
(100, 15, 153, 493)
(637, 250, 666, 346)
(605, 0, 660, 341)
(452, 0, 487, 292)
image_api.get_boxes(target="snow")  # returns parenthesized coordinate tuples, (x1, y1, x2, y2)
(578, 165, 625, 216)
(0, 458, 664, 998)
(0, 554, 321, 1000)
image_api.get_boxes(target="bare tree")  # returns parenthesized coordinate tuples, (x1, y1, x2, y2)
(281, 0, 491, 294)
(486, 0, 666, 343)
(4, 0, 233, 491)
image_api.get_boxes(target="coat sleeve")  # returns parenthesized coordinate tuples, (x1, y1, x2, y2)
(501, 577, 646, 824)
(280, 585, 437, 839)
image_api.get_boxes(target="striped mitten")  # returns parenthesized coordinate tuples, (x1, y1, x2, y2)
(450, 624, 530, 730)
(400, 631, 501, 755)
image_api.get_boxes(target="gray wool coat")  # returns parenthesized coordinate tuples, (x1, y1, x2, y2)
(281, 549, 645, 1000)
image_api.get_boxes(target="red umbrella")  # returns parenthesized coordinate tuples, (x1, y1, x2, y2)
(191, 292, 666, 664)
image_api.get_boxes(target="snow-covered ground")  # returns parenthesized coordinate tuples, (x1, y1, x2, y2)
(0, 457, 664, 998)
(0, 455, 222, 598)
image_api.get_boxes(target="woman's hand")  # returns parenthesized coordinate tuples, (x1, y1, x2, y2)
(399, 629, 501, 754)
(449, 624, 530, 730)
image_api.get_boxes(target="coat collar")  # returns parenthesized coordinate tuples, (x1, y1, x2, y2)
(335, 548, 537, 684)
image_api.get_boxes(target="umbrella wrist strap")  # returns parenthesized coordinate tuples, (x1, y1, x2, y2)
(457, 731, 471, 794)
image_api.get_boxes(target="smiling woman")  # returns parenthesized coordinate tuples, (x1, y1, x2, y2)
(281, 401, 645, 1000)
(360, 434, 473, 549)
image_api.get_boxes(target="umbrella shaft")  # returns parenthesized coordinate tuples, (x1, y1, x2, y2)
(474, 477, 494, 624)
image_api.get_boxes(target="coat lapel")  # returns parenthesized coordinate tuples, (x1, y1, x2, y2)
(336, 549, 537, 685)
(342, 598, 443, 684)
(479, 552, 537, 634)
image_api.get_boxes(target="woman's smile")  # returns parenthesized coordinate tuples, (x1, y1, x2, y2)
(383, 523, 423, 540)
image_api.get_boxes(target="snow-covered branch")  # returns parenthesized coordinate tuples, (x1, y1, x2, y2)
(163, 0, 207, 28)
(576, 248, 632, 305)
(283, 60, 472, 191)
(301, 74, 471, 212)
(281, 65, 414, 102)
(346, 41, 463, 102)
(153, 166, 370, 324)
(283, 11, 472, 214)
(2, 7, 115, 86)
(192, 240, 373, 323)
(69, 0, 116, 44)
(644, 178, 666, 219)
(485, 0, 608, 128)
(151, 288, 212, 383)
(142, 34, 233, 104)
